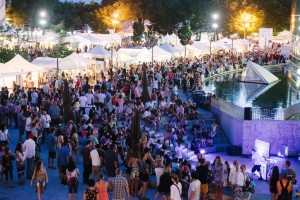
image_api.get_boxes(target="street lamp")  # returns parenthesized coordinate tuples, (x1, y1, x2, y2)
(38, 10, 47, 36)
(231, 33, 237, 54)
(212, 23, 218, 41)
(212, 13, 219, 20)
(112, 12, 119, 33)
(243, 14, 252, 39)
(40, 10, 46, 18)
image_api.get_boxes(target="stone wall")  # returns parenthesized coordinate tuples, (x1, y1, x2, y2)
(242, 120, 300, 155)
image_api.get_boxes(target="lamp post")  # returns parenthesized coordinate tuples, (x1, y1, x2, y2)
(212, 23, 218, 41)
(231, 34, 237, 55)
(243, 14, 252, 39)
(39, 10, 47, 36)
(112, 12, 119, 33)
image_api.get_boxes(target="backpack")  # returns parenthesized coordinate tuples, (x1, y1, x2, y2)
(68, 170, 78, 186)
(278, 181, 290, 200)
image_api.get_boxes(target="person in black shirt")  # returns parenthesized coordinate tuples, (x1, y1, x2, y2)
(196, 159, 209, 200)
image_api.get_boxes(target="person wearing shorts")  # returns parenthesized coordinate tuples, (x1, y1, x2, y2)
(251, 149, 263, 180)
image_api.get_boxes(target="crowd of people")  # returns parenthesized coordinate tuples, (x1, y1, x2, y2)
(0, 49, 296, 200)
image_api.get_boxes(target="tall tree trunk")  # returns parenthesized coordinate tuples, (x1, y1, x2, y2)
(141, 65, 150, 104)
(62, 79, 72, 122)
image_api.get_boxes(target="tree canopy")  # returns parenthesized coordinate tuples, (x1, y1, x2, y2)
(5, 0, 292, 35)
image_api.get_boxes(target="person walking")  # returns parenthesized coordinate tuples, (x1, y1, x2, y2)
(30, 161, 48, 200)
(17, 109, 26, 142)
(110, 168, 130, 200)
(15, 142, 26, 185)
(104, 144, 119, 178)
(83, 140, 92, 184)
(196, 159, 209, 200)
(269, 166, 279, 200)
(157, 166, 173, 200)
(66, 160, 80, 200)
(188, 172, 201, 200)
(47, 128, 57, 169)
(83, 179, 99, 200)
(212, 156, 224, 200)
(90, 144, 101, 181)
(170, 174, 182, 200)
(95, 173, 109, 200)
(235, 165, 247, 200)
(251, 148, 263, 180)
(40, 110, 51, 144)
(2, 147, 15, 188)
(23, 133, 36, 179)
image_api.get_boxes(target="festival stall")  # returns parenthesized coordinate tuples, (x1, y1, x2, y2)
(0, 63, 21, 89)
(150, 46, 172, 62)
(6, 54, 44, 88)
(160, 43, 182, 57)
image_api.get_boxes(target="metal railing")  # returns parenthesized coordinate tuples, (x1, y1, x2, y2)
(251, 108, 285, 120)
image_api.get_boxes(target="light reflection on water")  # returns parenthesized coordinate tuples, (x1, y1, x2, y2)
(202, 70, 300, 109)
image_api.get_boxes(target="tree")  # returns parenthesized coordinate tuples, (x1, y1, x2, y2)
(131, 109, 142, 152)
(94, 0, 135, 32)
(132, 19, 144, 43)
(178, 22, 192, 59)
(224, 0, 265, 37)
(141, 66, 150, 104)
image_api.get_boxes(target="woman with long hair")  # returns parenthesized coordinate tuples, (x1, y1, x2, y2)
(30, 161, 48, 200)
(229, 160, 240, 198)
(70, 128, 80, 164)
(66, 160, 80, 200)
(15, 142, 26, 185)
(269, 166, 279, 200)
(83, 179, 99, 200)
(95, 173, 109, 200)
(170, 174, 182, 200)
(212, 156, 223, 200)
(2, 147, 15, 188)
(128, 152, 140, 197)
(138, 153, 150, 200)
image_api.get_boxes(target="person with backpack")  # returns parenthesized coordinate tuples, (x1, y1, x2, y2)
(66, 160, 80, 200)
(277, 169, 292, 200)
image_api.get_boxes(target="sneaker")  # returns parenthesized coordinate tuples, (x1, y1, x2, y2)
(258, 177, 263, 181)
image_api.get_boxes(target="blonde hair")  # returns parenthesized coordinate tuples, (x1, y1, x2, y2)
(156, 159, 163, 168)
(233, 160, 239, 172)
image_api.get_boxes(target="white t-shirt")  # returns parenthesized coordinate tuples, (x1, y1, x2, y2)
(0, 130, 8, 141)
(253, 151, 261, 165)
(85, 93, 93, 105)
(170, 182, 182, 200)
(42, 84, 49, 93)
(41, 114, 51, 128)
(23, 138, 36, 158)
(237, 171, 246, 187)
(31, 92, 38, 104)
(90, 149, 100, 166)
(79, 96, 88, 107)
(188, 180, 201, 200)
(98, 93, 106, 103)
(154, 167, 164, 186)
(229, 168, 239, 185)
(175, 146, 183, 159)
(25, 117, 32, 131)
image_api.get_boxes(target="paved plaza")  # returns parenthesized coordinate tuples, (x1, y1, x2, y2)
(1, 121, 300, 200)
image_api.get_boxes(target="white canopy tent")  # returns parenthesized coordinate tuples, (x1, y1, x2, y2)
(6, 54, 44, 73)
(64, 52, 93, 67)
(0, 63, 21, 76)
(150, 46, 172, 61)
(85, 45, 111, 58)
(32, 57, 84, 70)
(160, 43, 182, 56)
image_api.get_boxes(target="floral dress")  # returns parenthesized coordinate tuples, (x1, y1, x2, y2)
(213, 164, 224, 187)
(85, 188, 98, 200)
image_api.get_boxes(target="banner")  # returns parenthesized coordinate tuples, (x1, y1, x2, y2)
(259, 28, 273, 49)
(0, 0, 5, 26)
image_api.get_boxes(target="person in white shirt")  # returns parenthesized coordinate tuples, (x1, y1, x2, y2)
(98, 91, 106, 108)
(175, 143, 183, 162)
(236, 165, 247, 199)
(40, 110, 51, 144)
(170, 174, 182, 200)
(85, 89, 93, 106)
(78, 93, 88, 114)
(229, 160, 239, 190)
(188, 172, 201, 200)
(251, 148, 263, 180)
(31, 90, 38, 107)
(42, 83, 49, 94)
(90, 144, 101, 181)
(23, 134, 36, 179)
(25, 113, 32, 137)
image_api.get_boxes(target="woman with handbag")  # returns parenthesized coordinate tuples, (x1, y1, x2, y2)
(15, 142, 26, 185)
(30, 161, 48, 200)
